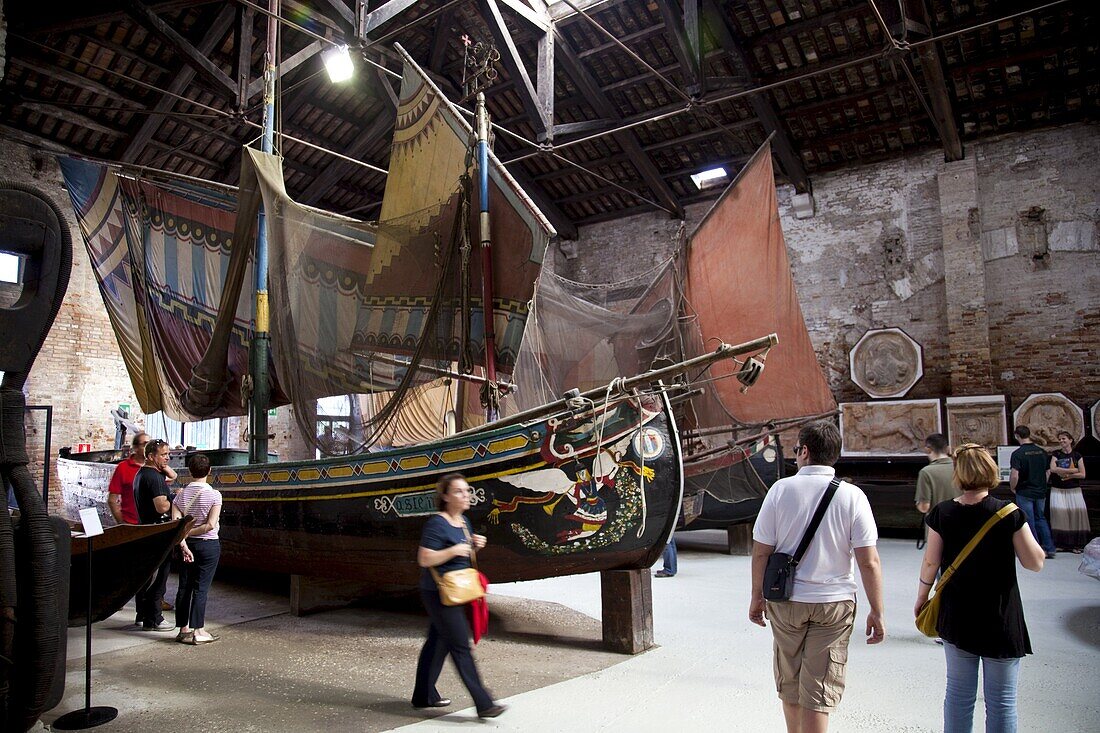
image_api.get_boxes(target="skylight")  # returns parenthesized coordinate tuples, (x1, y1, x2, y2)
(690, 167, 729, 190)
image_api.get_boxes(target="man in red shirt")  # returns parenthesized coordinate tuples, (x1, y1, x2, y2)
(108, 432, 149, 525)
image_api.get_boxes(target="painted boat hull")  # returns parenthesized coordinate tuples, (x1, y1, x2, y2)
(60, 392, 684, 591)
(67, 519, 191, 626)
(676, 437, 780, 531)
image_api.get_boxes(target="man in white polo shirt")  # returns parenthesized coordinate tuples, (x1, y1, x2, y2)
(749, 421, 885, 733)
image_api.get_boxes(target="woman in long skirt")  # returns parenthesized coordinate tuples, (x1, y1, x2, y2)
(1049, 431, 1089, 553)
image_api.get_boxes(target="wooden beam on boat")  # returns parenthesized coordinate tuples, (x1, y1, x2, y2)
(601, 569, 653, 654)
(453, 334, 778, 437)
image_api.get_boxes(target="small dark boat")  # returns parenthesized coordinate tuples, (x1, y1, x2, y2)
(67, 518, 191, 626)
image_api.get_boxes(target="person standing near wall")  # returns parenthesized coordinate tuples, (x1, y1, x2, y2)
(916, 433, 959, 524)
(107, 432, 148, 525)
(1048, 431, 1088, 553)
(1008, 426, 1056, 559)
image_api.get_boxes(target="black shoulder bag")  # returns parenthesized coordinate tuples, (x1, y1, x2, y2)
(762, 477, 841, 601)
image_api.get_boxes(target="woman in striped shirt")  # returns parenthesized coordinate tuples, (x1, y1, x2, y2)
(171, 452, 223, 644)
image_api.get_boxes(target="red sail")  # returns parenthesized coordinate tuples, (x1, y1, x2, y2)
(684, 142, 836, 428)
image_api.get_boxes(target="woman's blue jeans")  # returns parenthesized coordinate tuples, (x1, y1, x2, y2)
(943, 641, 1020, 733)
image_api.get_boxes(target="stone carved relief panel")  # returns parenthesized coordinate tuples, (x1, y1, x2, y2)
(946, 396, 1008, 451)
(1092, 400, 1099, 440)
(1012, 393, 1085, 450)
(849, 328, 923, 399)
(840, 399, 942, 457)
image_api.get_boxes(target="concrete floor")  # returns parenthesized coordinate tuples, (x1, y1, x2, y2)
(42, 535, 1099, 732)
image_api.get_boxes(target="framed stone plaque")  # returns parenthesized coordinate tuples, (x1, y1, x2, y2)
(946, 396, 1008, 452)
(840, 399, 942, 457)
(1091, 399, 1099, 440)
(1012, 393, 1085, 450)
(849, 327, 923, 399)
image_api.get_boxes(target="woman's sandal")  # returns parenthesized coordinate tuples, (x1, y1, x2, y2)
(188, 634, 220, 645)
(175, 632, 194, 644)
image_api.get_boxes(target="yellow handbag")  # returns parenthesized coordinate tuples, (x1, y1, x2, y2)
(915, 503, 1017, 637)
(429, 524, 486, 607)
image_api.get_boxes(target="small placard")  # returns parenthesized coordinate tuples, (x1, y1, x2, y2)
(996, 445, 1015, 484)
(78, 507, 105, 537)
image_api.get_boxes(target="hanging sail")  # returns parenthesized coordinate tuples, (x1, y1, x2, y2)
(59, 158, 267, 419)
(683, 141, 836, 430)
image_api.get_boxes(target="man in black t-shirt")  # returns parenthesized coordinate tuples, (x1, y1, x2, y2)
(133, 439, 177, 631)
(1009, 426, 1055, 558)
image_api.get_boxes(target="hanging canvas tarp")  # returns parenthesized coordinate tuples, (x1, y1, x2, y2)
(59, 157, 266, 419)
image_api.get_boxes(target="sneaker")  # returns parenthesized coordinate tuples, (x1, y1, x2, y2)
(1045, 552, 1057, 559)
(654, 570, 675, 578)
(143, 620, 176, 632)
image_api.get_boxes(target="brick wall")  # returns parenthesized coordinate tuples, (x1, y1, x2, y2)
(556, 122, 1100, 415)
(0, 140, 138, 513)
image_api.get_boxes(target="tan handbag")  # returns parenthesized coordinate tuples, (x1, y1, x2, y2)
(429, 523, 486, 607)
(915, 503, 1017, 637)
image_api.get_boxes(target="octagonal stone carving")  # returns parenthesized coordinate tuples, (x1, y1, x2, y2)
(849, 327, 923, 399)
(1012, 393, 1085, 450)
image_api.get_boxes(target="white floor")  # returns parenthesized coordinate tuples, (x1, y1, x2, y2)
(386, 534, 1100, 733)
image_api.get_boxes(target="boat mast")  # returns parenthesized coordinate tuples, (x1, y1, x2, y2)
(475, 90, 498, 422)
(249, 0, 278, 463)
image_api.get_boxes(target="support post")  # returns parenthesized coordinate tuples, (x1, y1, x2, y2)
(249, 0, 277, 464)
(600, 569, 654, 654)
(290, 575, 375, 616)
(726, 522, 753, 556)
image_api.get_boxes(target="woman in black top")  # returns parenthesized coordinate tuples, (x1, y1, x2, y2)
(1049, 431, 1089, 553)
(914, 444, 1045, 733)
(411, 473, 506, 719)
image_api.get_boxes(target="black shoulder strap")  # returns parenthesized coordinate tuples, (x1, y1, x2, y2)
(792, 477, 841, 565)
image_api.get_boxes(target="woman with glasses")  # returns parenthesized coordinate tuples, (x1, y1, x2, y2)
(914, 444, 1045, 732)
(411, 473, 506, 719)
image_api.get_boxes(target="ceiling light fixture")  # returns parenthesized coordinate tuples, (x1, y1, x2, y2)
(690, 166, 728, 190)
(322, 44, 354, 83)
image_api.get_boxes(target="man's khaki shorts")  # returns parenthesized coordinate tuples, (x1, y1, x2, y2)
(766, 600, 856, 713)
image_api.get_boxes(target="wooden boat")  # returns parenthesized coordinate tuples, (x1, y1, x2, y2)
(56, 45, 778, 591)
(212, 390, 684, 587)
(67, 518, 192, 626)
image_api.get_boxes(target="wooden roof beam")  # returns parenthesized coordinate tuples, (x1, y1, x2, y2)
(702, 0, 810, 193)
(477, 0, 552, 142)
(900, 0, 963, 161)
(555, 34, 684, 218)
(125, 0, 238, 100)
(119, 4, 236, 163)
(505, 165, 578, 240)
(656, 0, 702, 96)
